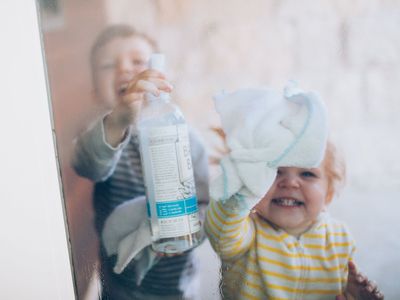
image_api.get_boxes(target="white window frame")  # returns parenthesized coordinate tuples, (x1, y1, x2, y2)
(0, 1, 75, 299)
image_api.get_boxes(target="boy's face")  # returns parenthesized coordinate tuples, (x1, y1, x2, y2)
(254, 166, 329, 236)
(93, 36, 154, 109)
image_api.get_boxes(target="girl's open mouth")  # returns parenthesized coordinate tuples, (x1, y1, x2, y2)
(272, 198, 304, 207)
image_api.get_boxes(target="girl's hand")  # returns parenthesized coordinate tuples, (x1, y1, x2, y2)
(336, 261, 384, 300)
(104, 70, 173, 146)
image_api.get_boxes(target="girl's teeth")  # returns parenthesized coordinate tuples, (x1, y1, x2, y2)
(274, 198, 302, 206)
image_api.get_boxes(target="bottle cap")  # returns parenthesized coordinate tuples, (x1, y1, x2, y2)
(149, 53, 165, 72)
(146, 53, 170, 102)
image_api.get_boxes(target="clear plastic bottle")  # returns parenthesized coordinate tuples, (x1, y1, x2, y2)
(137, 54, 201, 254)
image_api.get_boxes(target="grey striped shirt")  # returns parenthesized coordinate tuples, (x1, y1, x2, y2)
(73, 118, 209, 299)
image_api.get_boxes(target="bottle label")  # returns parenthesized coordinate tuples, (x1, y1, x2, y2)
(144, 124, 200, 238)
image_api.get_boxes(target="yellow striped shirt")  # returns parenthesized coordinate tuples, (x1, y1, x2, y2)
(205, 199, 356, 300)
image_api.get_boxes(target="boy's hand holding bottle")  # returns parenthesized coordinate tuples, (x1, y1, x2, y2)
(104, 69, 173, 147)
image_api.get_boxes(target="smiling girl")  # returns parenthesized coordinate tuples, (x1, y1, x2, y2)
(205, 141, 383, 300)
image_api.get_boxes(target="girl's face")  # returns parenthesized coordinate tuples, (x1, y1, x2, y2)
(254, 166, 329, 237)
(93, 36, 154, 109)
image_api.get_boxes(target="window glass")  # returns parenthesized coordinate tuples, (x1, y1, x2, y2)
(37, 1, 400, 299)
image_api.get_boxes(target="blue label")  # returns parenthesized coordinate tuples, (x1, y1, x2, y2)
(155, 196, 198, 218)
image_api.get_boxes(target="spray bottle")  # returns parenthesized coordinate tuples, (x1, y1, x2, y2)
(137, 54, 201, 254)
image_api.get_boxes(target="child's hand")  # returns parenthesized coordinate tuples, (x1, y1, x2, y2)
(122, 69, 172, 101)
(104, 69, 173, 146)
(112, 69, 173, 126)
(336, 261, 384, 300)
(155, 251, 185, 258)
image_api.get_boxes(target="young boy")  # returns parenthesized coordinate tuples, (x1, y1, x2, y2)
(205, 86, 384, 300)
(72, 24, 209, 300)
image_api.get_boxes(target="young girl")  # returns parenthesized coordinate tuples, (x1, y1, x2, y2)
(73, 24, 209, 300)
(205, 87, 383, 300)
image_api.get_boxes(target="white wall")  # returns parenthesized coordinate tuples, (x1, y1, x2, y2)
(0, 1, 75, 299)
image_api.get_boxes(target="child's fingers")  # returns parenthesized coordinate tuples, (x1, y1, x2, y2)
(120, 92, 143, 106)
(355, 272, 368, 285)
(149, 78, 173, 93)
(126, 78, 172, 96)
(348, 261, 357, 274)
(126, 79, 159, 96)
(375, 290, 384, 299)
(139, 69, 166, 79)
(156, 251, 184, 258)
(366, 280, 378, 293)
(345, 261, 384, 300)
(365, 279, 385, 299)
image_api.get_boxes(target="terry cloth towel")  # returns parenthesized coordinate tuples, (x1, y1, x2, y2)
(102, 196, 158, 285)
(210, 83, 328, 209)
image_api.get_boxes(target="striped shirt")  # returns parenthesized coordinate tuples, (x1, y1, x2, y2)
(205, 198, 356, 300)
(73, 118, 209, 298)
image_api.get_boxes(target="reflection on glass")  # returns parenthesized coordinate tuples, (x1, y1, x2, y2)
(37, 0, 400, 299)
(72, 23, 210, 299)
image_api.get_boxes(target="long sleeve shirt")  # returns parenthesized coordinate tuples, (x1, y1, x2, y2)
(205, 197, 355, 300)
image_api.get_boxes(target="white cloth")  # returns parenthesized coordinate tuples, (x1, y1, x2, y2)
(210, 83, 328, 209)
(102, 196, 157, 284)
